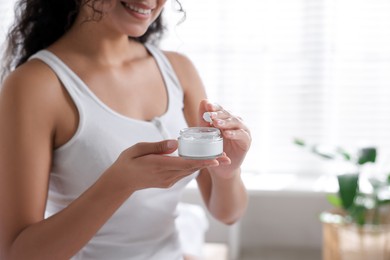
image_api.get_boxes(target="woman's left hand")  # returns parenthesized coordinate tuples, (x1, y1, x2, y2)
(198, 100, 251, 179)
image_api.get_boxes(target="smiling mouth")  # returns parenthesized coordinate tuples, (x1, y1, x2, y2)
(121, 2, 153, 15)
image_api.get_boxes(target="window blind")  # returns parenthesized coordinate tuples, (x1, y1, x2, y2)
(161, 0, 390, 175)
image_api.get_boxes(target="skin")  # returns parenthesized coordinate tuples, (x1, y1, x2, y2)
(0, 0, 251, 259)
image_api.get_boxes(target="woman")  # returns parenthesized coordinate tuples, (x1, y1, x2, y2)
(0, 0, 251, 259)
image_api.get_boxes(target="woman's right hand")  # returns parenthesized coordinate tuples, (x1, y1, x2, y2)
(107, 139, 221, 192)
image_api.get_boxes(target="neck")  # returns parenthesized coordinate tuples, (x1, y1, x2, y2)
(58, 19, 146, 66)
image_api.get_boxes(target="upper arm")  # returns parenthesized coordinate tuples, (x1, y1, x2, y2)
(0, 61, 60, 253)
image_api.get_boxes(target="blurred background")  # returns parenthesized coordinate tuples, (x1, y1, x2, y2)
(2, 0, 390, 259)
(161, 0, 390, 176)
(161, 1, 390, 259)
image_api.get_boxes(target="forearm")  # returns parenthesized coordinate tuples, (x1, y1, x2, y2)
(202, 168, 248, 225)
(6, 170, 132, 260)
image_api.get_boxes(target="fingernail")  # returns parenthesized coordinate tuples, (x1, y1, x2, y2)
(211, 103, 220, 110)
(216, 120, 225, 126)
(167, 140, 177, 149)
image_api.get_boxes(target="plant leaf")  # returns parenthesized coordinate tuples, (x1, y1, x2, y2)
(348, 204, 366, 226)
(293, 138, 305, 146)
(357, 147, 377, 165)
(336, 147, 352, 161)
(326, 194, 342, 207)
(311, 145, 335, 160)
(337, 173, 359, 210)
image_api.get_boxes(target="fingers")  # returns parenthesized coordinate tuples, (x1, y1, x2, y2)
(212, 115, 243, 129)
(131, 154, 220, 189)
(117, 138, 232, 191)
(142, 154, 220, 171)
(223, 129, 252, 150)
(130, 140, 178, 158)
(216, 153, 231, 165)
(200, 101, 252, 156)
(199, 99, 212, 127)
(201, 100, 250, 134)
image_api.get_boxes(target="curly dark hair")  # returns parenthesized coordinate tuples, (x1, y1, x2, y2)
(1, 0, 185, 82)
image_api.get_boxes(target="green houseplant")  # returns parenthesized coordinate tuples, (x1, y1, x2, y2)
(294, 138, 390, 260)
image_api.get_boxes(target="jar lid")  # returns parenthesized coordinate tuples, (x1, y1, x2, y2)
(179, 127, 222, 141)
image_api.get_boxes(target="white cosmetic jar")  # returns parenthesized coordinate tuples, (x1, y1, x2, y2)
(178, 127, 223, 159)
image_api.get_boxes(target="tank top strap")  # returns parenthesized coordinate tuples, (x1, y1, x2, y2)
(144, 43, 183, 93)
(29, 50, 88, 109)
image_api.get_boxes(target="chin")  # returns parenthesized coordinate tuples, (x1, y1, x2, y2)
(126, 28, 148, 38)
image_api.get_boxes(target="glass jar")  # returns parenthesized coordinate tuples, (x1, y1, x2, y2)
(178, 127, 223, 159)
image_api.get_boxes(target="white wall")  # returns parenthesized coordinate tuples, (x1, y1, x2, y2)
(239, 192, 329, 250)
(181, 174, 332, 259)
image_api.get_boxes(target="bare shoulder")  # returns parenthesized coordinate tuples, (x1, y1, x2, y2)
(163, 50, 206, 95)
(163, 51, 195, 70)
(1, 59, 64, 121)
(0, 58, 66, 146)
(2, 59, 62, 102)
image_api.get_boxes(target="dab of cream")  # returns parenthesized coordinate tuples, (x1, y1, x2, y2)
(203, 112, 214, 123)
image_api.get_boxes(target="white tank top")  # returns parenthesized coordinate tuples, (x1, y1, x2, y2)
(29, 44, 195, 260)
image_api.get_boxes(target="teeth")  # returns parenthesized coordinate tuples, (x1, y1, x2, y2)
(124, 3, 152, 15)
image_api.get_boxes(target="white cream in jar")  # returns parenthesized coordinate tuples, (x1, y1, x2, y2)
(178, 127, 223, 159)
